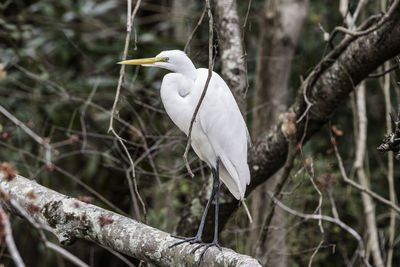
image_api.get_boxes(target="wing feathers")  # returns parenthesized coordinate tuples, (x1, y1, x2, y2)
(198, 73, 250, 200)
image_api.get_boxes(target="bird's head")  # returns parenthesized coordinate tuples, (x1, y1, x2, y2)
(118, 50, 193, 74)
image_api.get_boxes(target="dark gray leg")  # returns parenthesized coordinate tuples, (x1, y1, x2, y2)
(169, 159, 223, 267)
(169, 181, 216, 247)
(168, 161, 218, 248)
(191, 160, 222, 266)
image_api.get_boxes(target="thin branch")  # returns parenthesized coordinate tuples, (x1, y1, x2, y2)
(183, 0, 214, 177)
(99, 244, 136, 267)
(0, 104, 52, 164)
(330, 128, 400, 214)
(266, 192, 371, 267)
(108, 0, 146, 221)
(368, 64, 399, 78)
(329, 0, 399, 45)
(126, 166, 146, 220)
(184, 6, 207, 54)
(306, 157, 325, 267)
(0, 205, 25, 267)
(53, 165, 128, 216)
(109, 0, 141, 133)
(45, 242, 89, 267)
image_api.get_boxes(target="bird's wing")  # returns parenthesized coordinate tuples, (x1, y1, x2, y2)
(198, 74, 250, 199)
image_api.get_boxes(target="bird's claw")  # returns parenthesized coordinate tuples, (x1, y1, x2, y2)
(168, 235, 202, 249)
(194, 241, 222, 267)
(169, 235, 222, 266)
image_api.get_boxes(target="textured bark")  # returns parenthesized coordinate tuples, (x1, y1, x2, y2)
(0, 173, 260, 267)
(377, 110, 400, 159)
(214, 0, 248, 111)
(249, 0, 308, 265)
(252, 0, 308, 137)
(176, 3, 400, 240)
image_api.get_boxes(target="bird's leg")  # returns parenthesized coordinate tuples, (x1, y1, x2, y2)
(190, 160, 222, 267)
(169, 167, 217, 248)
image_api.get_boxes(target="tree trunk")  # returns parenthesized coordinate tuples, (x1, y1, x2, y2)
(214, 0, 248, 112)
(249, 0, 308, 265)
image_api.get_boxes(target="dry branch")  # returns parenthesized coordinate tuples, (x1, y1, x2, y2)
(0, 204, 25, 267)
(0, 173, 260, 267)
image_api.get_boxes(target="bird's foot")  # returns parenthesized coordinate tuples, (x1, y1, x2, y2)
(191, 240, 222, 267)
(169, 235, 222, 267)
(168, 235, 203, 249)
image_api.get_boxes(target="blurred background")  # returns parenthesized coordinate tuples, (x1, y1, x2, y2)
(0, 0, 399, 266)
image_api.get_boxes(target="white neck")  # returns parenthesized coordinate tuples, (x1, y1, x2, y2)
(156, 54, 197, 81)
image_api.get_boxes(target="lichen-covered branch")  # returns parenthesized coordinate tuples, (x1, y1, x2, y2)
(0, 173, 260, 267)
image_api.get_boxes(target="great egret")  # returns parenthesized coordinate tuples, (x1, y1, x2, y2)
(119, 50, 251, 265)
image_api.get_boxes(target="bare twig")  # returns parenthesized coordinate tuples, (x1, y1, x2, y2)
(326, 190, 340, 220)
(241, 0, 252, 96)
(306, 157, 325, 267)
(0, 205, 25, 267)
(183, 0, 214, 177)
(45, 242, 90, 267)
(126, 167, 146, 221)
(184, 6, 207, 54)
(108, 0, 146, 221)
(368, 64, 399, 78)
(330, 128, 400, 214)
(109, 0, 142, 134)
(0, 104, 52, 164)
(99, 244, 136, 267)
(329, 0, 399, 45)
(53, 165, 128, 216)
(80, 81, 98, 152)
(267, 192, 371, 267)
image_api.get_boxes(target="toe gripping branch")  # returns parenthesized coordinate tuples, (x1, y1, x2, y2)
(377, 111, 400, 160)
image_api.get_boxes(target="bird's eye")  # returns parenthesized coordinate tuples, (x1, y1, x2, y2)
(159, 57, 169, 62)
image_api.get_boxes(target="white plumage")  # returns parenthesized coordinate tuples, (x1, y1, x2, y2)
(156, 50, 251, 200)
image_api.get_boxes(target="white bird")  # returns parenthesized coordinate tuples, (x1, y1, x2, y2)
(119, 50, 251, 264)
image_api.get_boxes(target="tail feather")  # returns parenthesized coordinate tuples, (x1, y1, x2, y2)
(219, 164, 242, 199)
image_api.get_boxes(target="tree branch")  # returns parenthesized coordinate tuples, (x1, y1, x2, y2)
(0, 173, 260, 267)
(0, 204, 25, 267)
(178, 1, 400, 236)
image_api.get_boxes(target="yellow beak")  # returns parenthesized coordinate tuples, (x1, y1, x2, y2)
(118, 57, 168, 65)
